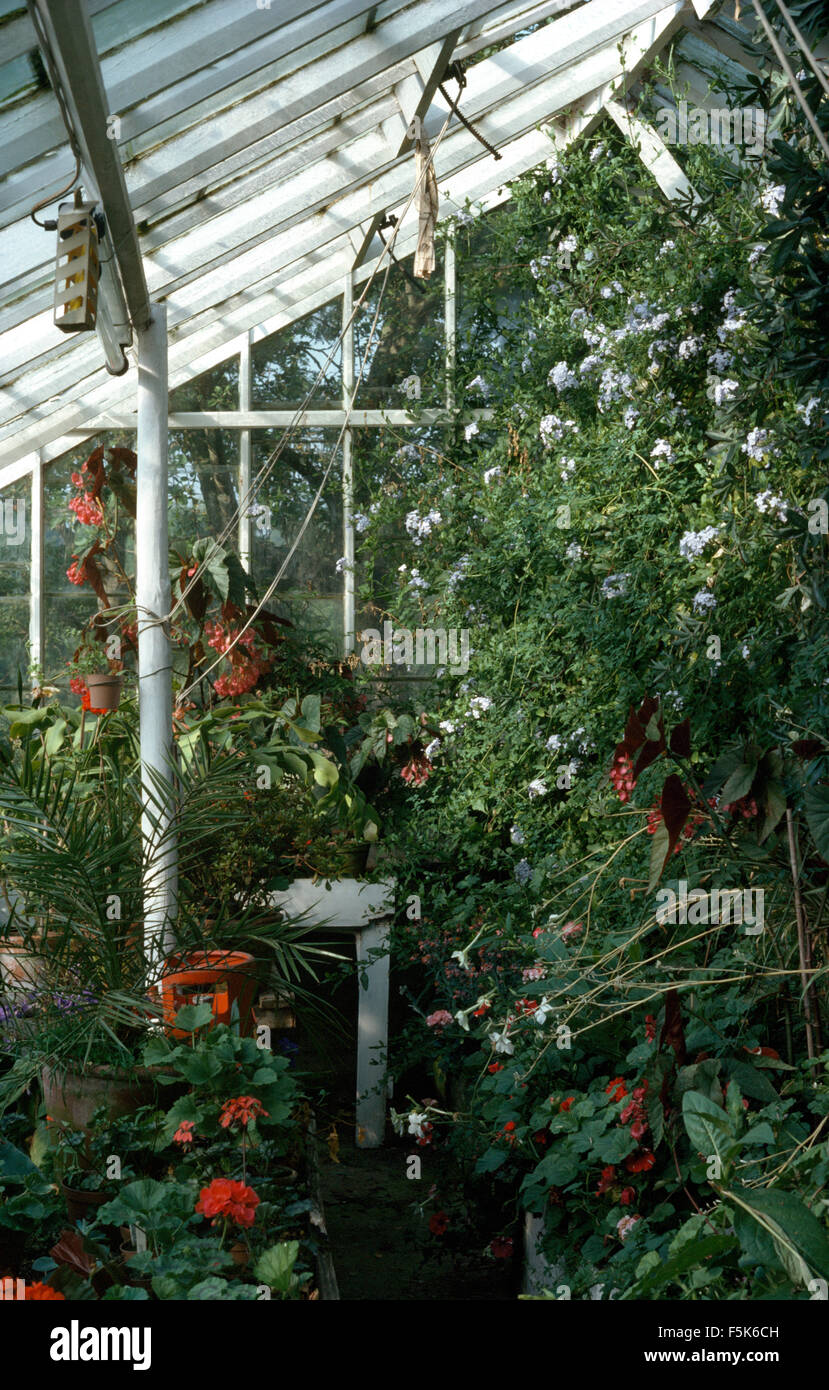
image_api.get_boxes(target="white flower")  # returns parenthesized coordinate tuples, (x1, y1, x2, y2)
(708, 347, 734, 373)
(601, 572, 629, 599)
(439, 719, 456, 734)
(589, 142, 605, 163)
(712, 378, 739, 406)
(464, 421, 480, 442)
(424, 738, 440, 759)
(534, 997, 554, 1026)
(760, 183, 785, 218)
(539, 414, 578, 446)
(742, 643, 751, 659)
(679, 525, 721, 558)
(528, 777, 549, 799)
(570, 308, 588, 326)
(559, 456, 576, 481)
(677, 336, 702, 359)
(754, 489, 788, 521)
(650, 439, 675, 463)
(510, 824, 525, 845)
(796, 396, 821, 427)
(548, 360, 578, 391)
(742, 428, 772, 463)
(489, 1030, 514, 1056)
(407, 1112, 429, 1139)
(483, 466, 502, 486)
(405, 508, 442, 544)
(545, 734, 562, 753)
(748, 243, 767, 268)
(623, 406, 639, 430)
(565, 541, 583, 561)
(693, 589, 716, 613)
(657, 239, 676, 258)
(407, 568, 428, 590)
(454, 1009, 470, 1031)
(353, 511, 370, 533)
(468, 696, 493, 718)
(514, 859, 532, 885)
(335, 556, 353, 573)
(558, 234, 577, 255)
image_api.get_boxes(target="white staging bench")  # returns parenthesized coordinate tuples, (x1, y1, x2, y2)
(269, 877, 395, 1148)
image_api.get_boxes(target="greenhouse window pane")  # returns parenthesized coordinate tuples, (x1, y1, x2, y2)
(353, 252, 445, 409)
(249, 429, 344, 656)
(0, 475, 31, 693)
(43, 434, 136, 689)
(252, 302, 342, 410)
(169, 357, 239, 413)
(169, 429, 241, 550)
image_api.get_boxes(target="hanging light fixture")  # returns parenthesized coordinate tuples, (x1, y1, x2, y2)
(53, 188, 99, 331)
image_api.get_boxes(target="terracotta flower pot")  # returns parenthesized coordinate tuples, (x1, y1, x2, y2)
(84, 672, 123, 712)
(60, 1179, 110, 1224)
(41, 1063, 162, 1130)
(230, 1241, 249, 1269)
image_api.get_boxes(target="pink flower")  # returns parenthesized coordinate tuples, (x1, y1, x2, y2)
(561, 921, 583, 941)
(616, 1214, 641, 1241)
(426, 1010, 453, 1028)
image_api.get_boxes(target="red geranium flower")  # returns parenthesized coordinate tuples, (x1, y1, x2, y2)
(596, 1165, 616, 1195)
(25, 1282, 65, 1300)
(490, 1236, 514, 1259)
(429, 1210, 449, 1236)
(195, 1177, 260, 1229)
(606, 1077, 628, 1102)
(173, 1119, 195, 1147)
(559, 1096, 575, 1112)
(626, 1150, 656, 1174)
(219, 1095, 269, 1129)
(644, 1014, 657, 1041)
(487, 1063, 503, 1074)
(619, 1186, 636, 1206)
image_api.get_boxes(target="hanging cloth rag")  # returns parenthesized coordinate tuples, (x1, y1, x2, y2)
(413, 133, 438, 279)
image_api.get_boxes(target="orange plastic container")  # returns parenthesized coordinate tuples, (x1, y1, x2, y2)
(160, 950, 258, 1038)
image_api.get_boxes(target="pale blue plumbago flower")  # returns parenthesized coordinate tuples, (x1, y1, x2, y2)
(464, 421, 480, 442)
(708, 347, 734, 373)
(623, 406, 639, 430)
(545, 734, 562, 753)
(693, 589, 716, 614)
(748, 244, 766, 268)
(796, 397, 820, 427)
(742, 428, 772, 463)
(510, 825, 525, 845)
(548, 361, 577, 392)
(742, 643, 751, 659)
(353, 511, 371, 533)
(528, 777, 549, 799)
(760, 183, 785, 217)
(565, 541, 583, 561)
(467, 374, 490, 395)
(335, 556, 353, 574)
(679, 526, 721, 559)
(650, 439, 674, 465)
(754, 490, 787, 521)
(424, 737, 440, 759)
(514, 858, 532, 885)
(468, 696, 493, 718)
(601, 573, 629, 599)
(439, 719, 455, 734)
(489, 1030, 514, 1056)
(483, 466, 502, 486)
(712, 379, 739, 406)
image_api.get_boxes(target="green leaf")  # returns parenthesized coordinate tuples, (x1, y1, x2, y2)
(647, 818, 670, 891)
(253, 1240, 300, 1291)
(720, 762, 757, 806)
(172, 1002, 215, 1034)
(681, 1090, 736, 1165)
(722, 1184, 829, 1285)
(804, 786, 829, 862)
(475, 1147, 507, 1174)
(632, 1234, 738, 1296)
(0, 1139, 39, 1178)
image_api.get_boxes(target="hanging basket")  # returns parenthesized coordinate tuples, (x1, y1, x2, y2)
(84, 672, 123, 712)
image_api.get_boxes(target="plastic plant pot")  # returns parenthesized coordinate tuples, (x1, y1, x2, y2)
(84, 672, 123, 712)
(160, 950, 258, 1038)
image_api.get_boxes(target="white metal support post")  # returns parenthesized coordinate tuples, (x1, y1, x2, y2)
(29, 454, 44, 686)
(136, 303, 177, 969)
(445, 233, 457, 411)
(342, 275, 356, 656)
(238, 332, 252, 570)
(355, 919, 391, 1148)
